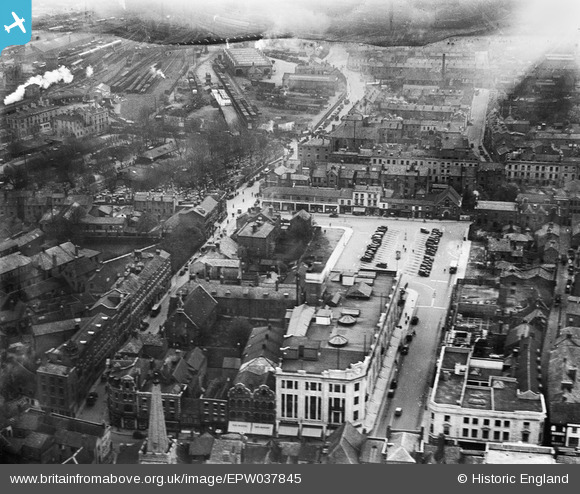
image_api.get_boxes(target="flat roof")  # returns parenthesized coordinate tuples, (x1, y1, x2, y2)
(433, 347, 543, 413)
(281, 273, 396, 374)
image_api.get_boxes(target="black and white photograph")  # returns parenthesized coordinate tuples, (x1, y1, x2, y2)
(0, 0, 579, 475)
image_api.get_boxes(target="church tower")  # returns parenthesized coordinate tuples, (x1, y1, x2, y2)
(138, 381, 177, 464)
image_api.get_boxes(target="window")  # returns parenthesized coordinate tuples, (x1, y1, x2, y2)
(355, 383, 360, 392)
(495, 420, 501, 427)
(354, 396, 359, 405)
(443, 425, 450, 435)
(494, 431, 501, 441)
(522, 431, 530, 443)
(471, 429, 478, 438)
(462, 428, 469, 437)
(503, 420, 510, 428)
(353, 410, 359, 421)
(523, 422, 530, 430)
(472, 418, 479, 425)
(482, 430, 489, 439)
(463, 417, 469, 424)
(444, 415, 451, 422)
(483, 419, 490, 426)
(503, 431, 510, 441)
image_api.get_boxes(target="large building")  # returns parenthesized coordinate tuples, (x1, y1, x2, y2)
(275, 272, 406, 438)
(429, 346, 546, 447)
(222, 48, 272, 79)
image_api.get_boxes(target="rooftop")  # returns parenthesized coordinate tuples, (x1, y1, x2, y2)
(224, 47, 272, 68)
(281, 273, 396, 374)
(433, 347, 543, 413)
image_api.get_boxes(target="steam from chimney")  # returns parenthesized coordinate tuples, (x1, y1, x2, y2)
(150, 65, 166, 79)
(86, 66, 94, 78)
(4, 66, 74, 105)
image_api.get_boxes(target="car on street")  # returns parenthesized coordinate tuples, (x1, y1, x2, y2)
(420, 228, 430, 234)
(401, 345, 409, 355)
(86, 392, 98, 406)
(555, 294, 562, 305)
(329, 212, 338, 218)
(377, 226, 388, 232)
(411, 316, 419, 325)
(376, 262, 388, 269)
(395, 407, 403, 417)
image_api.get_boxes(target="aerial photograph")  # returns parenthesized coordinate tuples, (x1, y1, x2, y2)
(1, 0, 580, 467)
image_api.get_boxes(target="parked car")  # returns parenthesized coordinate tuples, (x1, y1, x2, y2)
(411, 316, 419, 325)
(376, 262, 388, 269)
(395, 407, 403, 417)
(420, 228, 430, 234)
(329, 212, 338, 218)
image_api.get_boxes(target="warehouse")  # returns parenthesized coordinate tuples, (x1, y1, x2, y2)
(223, 47, 272, 79)
(282, 73, 339, 94)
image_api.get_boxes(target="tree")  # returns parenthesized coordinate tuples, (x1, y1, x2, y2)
(135, 212, 158, 233)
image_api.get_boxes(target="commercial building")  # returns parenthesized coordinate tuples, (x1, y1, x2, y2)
(429, 346, 546, 447)
(275, 272, 405, 438)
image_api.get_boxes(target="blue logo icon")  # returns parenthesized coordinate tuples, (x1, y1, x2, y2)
(0, 1, 31, 56)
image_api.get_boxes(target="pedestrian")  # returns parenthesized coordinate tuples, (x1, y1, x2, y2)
(443, 268, 446, 273)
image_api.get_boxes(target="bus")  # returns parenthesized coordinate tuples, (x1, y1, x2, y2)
(150, 303, 161, 317)
(449, 260, 458, 274)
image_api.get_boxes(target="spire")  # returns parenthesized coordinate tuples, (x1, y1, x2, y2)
(146, 382, 169, 454)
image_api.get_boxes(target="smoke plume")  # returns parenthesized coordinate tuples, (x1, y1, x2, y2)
(4, 66, 74, 105)
(150, 65, 166, 79)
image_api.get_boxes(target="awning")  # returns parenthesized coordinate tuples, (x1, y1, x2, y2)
(301, 426, 323, 438)
(278, 424, 299, 437)
(251, 423, 274, 436)
(353, 207, 366, 213)
(228, 421, 252, 434)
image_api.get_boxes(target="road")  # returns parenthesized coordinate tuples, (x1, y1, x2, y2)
(467, 88, 490, 154)
(543, 228, 571, 389)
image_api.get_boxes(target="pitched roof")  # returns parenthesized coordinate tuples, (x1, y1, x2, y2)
(182, 285, 217, 329)
(145, 383, 170, 454)
(326, 422, 364, 464)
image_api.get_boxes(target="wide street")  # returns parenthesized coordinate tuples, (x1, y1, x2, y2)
(314, 214, 470, 434)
